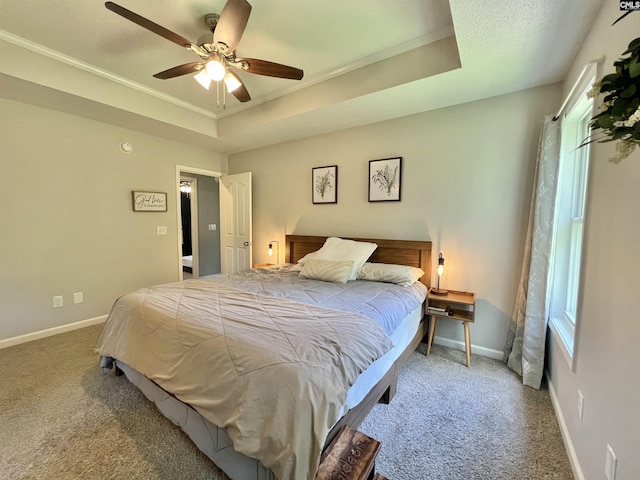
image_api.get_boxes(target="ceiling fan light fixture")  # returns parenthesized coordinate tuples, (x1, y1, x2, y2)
(194, 70, 212, 90)
(205, 56, 226, 81)
(223, 72, 242, 93)
(105, 0, 303, 107)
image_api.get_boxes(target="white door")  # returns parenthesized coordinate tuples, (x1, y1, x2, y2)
(220, 172, 252, 273)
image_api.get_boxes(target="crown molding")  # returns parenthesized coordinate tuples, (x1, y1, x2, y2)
(0, 29, 216, 119)
(217, 25, 457, 118)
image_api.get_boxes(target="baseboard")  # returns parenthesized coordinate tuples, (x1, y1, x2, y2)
(432, 335, 504, 360)
(0, 315, 107, 350)
(546, 370, 585, 480)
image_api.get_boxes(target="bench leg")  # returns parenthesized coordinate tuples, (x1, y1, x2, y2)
(367, 466, 376, 480)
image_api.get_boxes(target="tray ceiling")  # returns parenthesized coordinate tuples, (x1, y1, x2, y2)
(0, 0, 602, 153)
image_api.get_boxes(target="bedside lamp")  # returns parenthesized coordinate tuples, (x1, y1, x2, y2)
(268, 240, 280, 265)
(431, 252, 448, 296)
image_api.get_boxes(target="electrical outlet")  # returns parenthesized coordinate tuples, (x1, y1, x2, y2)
(73, 292, 84, 304)
(53, 296, 63, 308)
(577, 390, 584, 421)
(157, 226, 167, 236)
(605, 444, 617, 480)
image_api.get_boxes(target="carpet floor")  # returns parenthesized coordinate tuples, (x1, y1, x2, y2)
(0, 325, 574, 479)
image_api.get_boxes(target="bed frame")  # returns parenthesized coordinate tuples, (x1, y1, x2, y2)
(113, 235, 433, 478)
(286, 235, 432, 288)
(285, 235, 432, 447)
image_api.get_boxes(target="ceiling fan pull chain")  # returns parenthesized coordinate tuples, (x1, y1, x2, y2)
(216, 81, 220, 109)
(223, 82, 227, 109)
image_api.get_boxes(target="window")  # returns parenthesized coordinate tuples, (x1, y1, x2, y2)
(548, 71, 594, 366)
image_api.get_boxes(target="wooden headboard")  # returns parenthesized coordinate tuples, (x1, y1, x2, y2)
(285, 235, 432, 288)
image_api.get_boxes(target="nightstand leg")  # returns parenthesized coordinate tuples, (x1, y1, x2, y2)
(426, 316, 437, 356)
(463, 321, 471, 367)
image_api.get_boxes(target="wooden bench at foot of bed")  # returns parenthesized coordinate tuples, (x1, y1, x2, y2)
(316, 425, 381, 480)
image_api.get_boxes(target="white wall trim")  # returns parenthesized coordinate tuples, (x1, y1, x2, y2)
(546, 371, 585, 480)
(554, 57, 603, 121)
(0, 315, 107, 350)
(176, 165, 223, 178)
(216, 26, 456, 119)
(432, 335, 504, 360)
(0, 29, 217, 120)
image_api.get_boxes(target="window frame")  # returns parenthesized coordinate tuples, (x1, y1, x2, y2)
(548, 64, 597, 371)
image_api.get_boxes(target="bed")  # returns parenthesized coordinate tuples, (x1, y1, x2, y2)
(96, 234, 432, 480)
(182, 254, 193, 273)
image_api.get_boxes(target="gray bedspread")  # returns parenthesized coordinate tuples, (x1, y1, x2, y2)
(96, 273, 410, 480)
(200, 264, 427, 336)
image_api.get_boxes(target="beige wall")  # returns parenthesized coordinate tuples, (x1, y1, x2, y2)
(229, 84, 561, 356)
(547, 3, 640, 480)
(0, 99, 225, 341)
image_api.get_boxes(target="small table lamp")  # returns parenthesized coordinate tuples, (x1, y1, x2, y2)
(268, 240, 280, 265)
(431, 252, 448, 296)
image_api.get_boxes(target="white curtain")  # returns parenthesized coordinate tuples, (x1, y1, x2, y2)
(504, 115, 560, 389)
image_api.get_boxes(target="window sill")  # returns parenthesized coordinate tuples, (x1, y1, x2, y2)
(549, 316, 576, 372)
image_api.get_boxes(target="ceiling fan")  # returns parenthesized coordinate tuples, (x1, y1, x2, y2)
(105, 0, 304, 105)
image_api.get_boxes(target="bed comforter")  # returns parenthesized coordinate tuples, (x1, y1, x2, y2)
(200, 265, 427, 336)
(96, 279, 396, 480)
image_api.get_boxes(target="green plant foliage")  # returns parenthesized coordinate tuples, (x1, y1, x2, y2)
(586, 35, 640, 163)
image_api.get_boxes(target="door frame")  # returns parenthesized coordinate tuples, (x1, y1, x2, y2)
(175, 165, 223, 281)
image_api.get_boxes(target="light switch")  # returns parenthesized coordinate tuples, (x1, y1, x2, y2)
(157, 226, 167, 236)
(208, 224, 216, 231)
(73, 292, 84, 304)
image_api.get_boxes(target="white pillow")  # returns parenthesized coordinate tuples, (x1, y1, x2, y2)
(313, 237, 378, 280)
(299, 259, 354, 284)
(357, 262, 425, 286)
(289, 263, 303, 272)
(288, 250, 318, 271)
(297, 251, 318, 264)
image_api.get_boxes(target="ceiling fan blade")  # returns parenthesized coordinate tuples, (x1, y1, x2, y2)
(105, 1, 194, 49)
(236, 58, 304, 80)
(213, 0, 252, 54)
(153, 62, 203, 79)
(226, 71, 251, 103)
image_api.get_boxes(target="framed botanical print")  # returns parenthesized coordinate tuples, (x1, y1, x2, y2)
(369, 157, 402, 202)
(312, 165, 338, 204)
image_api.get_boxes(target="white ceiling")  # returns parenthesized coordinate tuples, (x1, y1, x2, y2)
(0, 0, 603, 154)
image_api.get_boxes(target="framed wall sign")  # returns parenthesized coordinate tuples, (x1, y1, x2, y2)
(312, 165, 338, 204)
(368, 157, 402, 202)
(132, 191, 167, 212)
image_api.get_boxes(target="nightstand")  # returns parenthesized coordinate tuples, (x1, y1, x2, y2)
(425, 289, 476, 367)
(252, 263, 275, 268)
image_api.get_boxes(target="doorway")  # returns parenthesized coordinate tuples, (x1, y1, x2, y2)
(175, 166, 252, 279)
(180, 177, 197, 279)
(176, 166, 222, 281)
